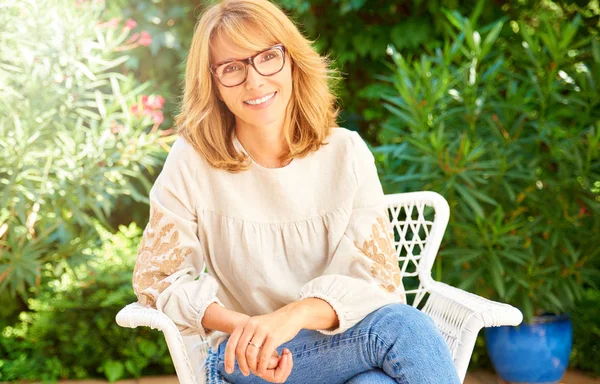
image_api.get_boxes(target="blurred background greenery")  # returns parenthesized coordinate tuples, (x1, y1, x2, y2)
(0, 0, 598, 381)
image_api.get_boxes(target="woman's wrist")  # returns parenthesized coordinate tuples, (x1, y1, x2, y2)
(203, 302, 251, 334)
(289, 298, 339, 331)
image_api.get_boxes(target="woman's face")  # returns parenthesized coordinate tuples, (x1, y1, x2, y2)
(211, 33, 293, 132)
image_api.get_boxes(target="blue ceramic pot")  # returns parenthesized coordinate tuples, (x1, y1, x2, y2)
(485, 314, 572, 384)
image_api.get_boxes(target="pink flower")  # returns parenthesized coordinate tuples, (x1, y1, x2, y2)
(138, 31, 152, 47)
(151, 110, 164, 124)
(124, 19, 137, 31)
(106, 17, 119, 28)
(125, 32, 140, 45)
(140, 95, 165, 110)
(131, 95, 165, 125)
(147, 95, 165, 109)
(131, 95, 165, 129)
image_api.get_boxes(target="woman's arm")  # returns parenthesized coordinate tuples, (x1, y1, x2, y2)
(202, 299, 337, 335)
(202, 302, 252, 334)
(288, 298, 339, 332)
(133, 138, 226, 338)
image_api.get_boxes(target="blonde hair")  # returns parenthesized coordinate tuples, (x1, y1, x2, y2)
(174, 0, 341, 172)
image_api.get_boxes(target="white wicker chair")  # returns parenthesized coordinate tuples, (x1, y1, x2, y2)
(116, 191, 523, 384)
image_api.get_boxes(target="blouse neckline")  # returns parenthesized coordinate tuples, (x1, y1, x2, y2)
(232, 132, 297, 174)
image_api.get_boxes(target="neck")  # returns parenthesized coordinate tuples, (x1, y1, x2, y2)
(235, 121, 290, 168)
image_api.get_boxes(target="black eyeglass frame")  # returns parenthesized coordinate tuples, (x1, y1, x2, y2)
(209, 44, 287, 88)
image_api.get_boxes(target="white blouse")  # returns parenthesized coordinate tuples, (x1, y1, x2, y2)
(132, 127, 406, 352)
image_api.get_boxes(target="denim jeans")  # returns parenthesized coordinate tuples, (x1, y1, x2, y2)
(205, 303, 461, 384)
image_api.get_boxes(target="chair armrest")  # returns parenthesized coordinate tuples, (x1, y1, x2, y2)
(115, 302, 200, 384)
(116, 302, 178, 331)
(425, 281, 523, 328)
(421, 281, 523, 382)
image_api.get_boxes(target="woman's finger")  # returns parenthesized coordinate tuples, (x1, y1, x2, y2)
(284, 350, 294, 379)
(247, 329, 267, 374)
(275, 349, 293, 382)
(224, 327, 242, 374)
(256, 335, 277, 376)
(268, 352, 280, 369)
(236, 327, 255, 376)
(257, 349, 292, 383)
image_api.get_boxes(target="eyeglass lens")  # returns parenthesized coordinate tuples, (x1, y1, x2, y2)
(214, 48, 284, 87)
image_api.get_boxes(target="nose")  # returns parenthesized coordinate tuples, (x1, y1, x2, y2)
(244, 64, 265, 90)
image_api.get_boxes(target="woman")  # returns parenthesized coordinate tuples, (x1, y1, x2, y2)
(132, 0, 460, 383)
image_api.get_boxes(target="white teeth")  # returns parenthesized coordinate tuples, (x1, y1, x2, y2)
(244, 92, 275, 105)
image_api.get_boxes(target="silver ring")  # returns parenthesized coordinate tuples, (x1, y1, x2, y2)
(248, 341, 261, 348)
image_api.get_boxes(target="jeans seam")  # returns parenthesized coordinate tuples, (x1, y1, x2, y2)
(290, 335, 367, 355)
(369, 331, 409, 384)
(206, 347, 231, 383)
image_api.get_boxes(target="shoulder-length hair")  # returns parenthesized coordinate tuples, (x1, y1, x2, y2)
(174, 0, 341, 173)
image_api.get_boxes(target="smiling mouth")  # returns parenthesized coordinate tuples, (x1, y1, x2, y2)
(244, 92, 276, 105)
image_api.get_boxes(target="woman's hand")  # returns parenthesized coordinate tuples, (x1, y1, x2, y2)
(224, 304, 303, 380)
(266, 349, 282, 369)
(230, 348, 294, 383)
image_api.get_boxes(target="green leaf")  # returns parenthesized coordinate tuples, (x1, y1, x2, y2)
(454, 183, 485, 218)
(74, 60, 96, 81)
(559, 14, 581, 51)
(469, 185, 499, 206)
(544, 292, 565, 314)
(102, 360, 124, 382)
(442, 9, 464, 31)
(498, 250, 528, 267)
(383, 103, 419, 127)
(522, 295, 534, 324)
(592, 37, 600, 63)
(480, 21, 504, 59)
(457, 267, 484, 291)
(490, 263, 506, 299)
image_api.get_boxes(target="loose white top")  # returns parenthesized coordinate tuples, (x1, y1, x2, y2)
(132, 127, 406, 352)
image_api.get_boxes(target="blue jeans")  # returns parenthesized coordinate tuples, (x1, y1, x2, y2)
(205, 303, 461, 383)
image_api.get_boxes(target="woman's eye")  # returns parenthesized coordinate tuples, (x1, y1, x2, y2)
(223, 64, 242, 74)
(262, 53, 276, 62)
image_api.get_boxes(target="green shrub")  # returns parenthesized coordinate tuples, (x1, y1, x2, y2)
(570, 288, 600, 375)
(0, 0, 173, 315)
(374, 6, 599, 373)
(0, 223, 174, 382)
(376, 9, 599, 322)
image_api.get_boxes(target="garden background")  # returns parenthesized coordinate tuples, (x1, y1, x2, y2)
(1, 0, 599, 381)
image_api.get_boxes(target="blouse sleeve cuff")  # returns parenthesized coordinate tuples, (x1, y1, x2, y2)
(298, 290, 348, 336)
(195, 296, 225, 339)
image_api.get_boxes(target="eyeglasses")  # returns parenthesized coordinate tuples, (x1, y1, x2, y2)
(210, 44, 287, 87)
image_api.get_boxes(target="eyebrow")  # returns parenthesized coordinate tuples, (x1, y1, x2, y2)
(212, 56, 245, 67)
(212, 45, 279, 68)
